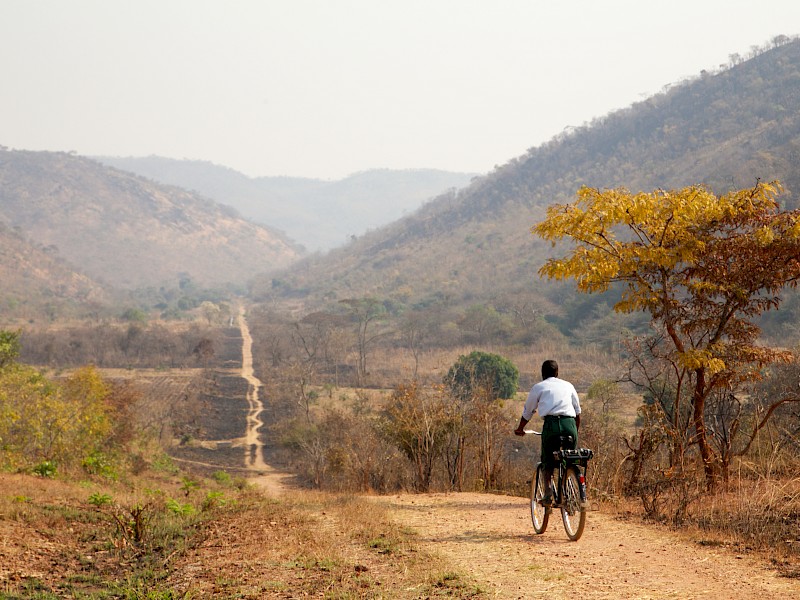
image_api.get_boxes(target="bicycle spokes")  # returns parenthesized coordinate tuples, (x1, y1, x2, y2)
(529, 445, 593, 541)
(561, 467, 587, 541)
(530, 464, 550, 534)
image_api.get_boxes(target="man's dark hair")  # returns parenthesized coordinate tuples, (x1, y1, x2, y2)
(541, 359, 559, 380)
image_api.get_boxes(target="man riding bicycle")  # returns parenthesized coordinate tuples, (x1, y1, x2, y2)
(514, 359, 582, 507)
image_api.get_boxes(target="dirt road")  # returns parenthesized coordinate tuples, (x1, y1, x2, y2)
(237, 306, 292, 493)
(234, 310, 798, 598)
(372, 492, 798, 599)
(237, 304, 267, 470)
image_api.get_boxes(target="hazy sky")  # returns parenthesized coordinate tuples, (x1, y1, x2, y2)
(2, 1, 799, 180)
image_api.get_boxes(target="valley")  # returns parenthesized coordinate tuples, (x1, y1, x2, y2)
(3, 37, 800, 598)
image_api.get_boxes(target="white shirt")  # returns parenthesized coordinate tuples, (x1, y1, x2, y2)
(522, 377, 581, 421)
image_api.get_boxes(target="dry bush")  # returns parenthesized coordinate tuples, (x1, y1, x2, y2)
(249, 304, 634, 496)
(691, 468, 800, 571)
(271, 399, 410, 493)
(577, 410, 629, 501)
(19, 322, 225, 369)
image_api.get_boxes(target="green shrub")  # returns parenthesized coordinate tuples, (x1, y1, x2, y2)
(32, 460, 57, 478)
(202, 491, 227, 511)
(445, 350, 519, 401)
(166, 498, 196, 516)
(82, 451, 118, 480)
(179, 476, 199, 496)
(211, 470, 232, 486)
(88, 492, 113, 507)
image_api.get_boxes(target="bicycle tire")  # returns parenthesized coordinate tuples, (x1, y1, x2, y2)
(530, 463, 549, 534)
(560, 466, 586, 541)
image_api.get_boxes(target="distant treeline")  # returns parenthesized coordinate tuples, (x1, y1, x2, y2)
(19, 323, 226, 369)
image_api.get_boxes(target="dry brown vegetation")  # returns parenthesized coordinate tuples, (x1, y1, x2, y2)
(0, 472, 488, 599)
(0, 470, 222, 598)
(167, 489, 485, 598)
(2, 307, 799, 597)
(19, 321, 228, 370)
(0, 317, 490, 597)
(242, 299, 800, 572)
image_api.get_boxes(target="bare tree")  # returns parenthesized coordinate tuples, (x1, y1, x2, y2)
(340, 298, 388, 386)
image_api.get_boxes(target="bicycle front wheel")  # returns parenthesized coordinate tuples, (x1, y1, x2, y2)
(561, 466, 586, 541)
(530, 463, 549, 534)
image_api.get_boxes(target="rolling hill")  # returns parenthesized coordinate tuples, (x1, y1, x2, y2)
(0, 150, 301, 290)
(92, 157, 477, 252)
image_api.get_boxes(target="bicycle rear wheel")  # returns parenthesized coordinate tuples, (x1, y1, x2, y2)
(530, 463, 549, 534)
(561, 466, 586, 541)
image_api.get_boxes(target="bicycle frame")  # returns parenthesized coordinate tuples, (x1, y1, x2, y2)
(525, 429, 593, 541)
(557, 447, 592, 504)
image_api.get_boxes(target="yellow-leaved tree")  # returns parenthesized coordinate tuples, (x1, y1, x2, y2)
(0, 331, 115, 474)
(534, 182, 800, 490)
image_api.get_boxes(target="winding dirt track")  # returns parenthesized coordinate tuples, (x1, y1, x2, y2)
(237, 305, 267, 470)
(237, 306, 291, 494)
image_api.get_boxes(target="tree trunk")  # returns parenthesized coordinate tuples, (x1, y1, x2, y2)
(454, 436, 465, 492)
(693, 370, 718, 490)
(482, 418, 492, 490)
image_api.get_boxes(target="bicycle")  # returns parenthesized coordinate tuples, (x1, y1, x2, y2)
(525, 430, 593, 541)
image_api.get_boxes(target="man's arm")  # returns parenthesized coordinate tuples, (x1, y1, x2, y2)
(516, 384, 540, 436)
(571, 385, 581, 431)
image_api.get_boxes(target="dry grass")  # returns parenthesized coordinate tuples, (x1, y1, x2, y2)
(687, 474, 800, 573)
(0, 471, 486, 599)
(168, 486, 487, 598)
(0, 468, 220, 598)
(594, 466, 800, 579)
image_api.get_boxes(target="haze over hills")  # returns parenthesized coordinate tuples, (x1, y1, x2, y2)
(0, 150, 301, 291)
(93, 156, 476, 252)
(4, 38, 800, 330)
(254, 38, 800, 323)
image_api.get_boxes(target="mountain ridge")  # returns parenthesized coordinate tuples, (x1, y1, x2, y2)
(0, 150, 301, 291)
(5, 38, 800, 325)
(93, 156, 477, 252)
(255, 38, 800, 317)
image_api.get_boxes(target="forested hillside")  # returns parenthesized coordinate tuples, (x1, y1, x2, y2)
(94, 156, 476, 252)
(258, 37, 800, 328)
(0, 150, 301, 290)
